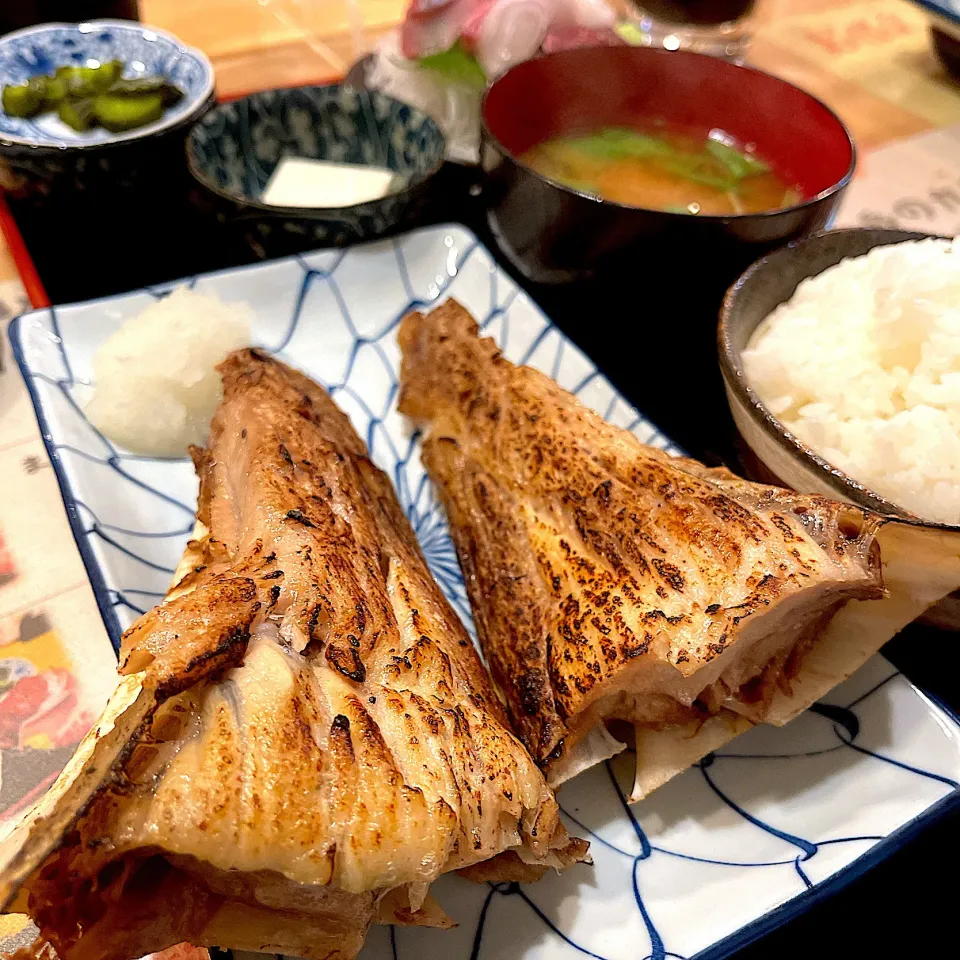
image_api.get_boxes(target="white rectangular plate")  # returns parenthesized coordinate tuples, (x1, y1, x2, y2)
(10, 224, 960, 960)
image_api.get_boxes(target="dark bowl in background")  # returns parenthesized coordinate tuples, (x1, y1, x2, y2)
(480, 46, 856, 296)
(186, 84, 446, 257)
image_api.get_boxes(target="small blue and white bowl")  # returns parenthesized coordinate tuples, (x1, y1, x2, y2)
(186, 84, 447, 253)
(0, 19, 214, 193)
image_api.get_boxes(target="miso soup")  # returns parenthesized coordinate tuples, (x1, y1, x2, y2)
(519, 127, 801, 216)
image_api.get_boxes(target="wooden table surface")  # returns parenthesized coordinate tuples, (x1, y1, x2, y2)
(1, 0, 958, 283)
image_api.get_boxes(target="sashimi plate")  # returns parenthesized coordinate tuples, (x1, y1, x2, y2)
(9, 223, 960, 960)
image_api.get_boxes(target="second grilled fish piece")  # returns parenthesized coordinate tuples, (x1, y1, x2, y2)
(399, 300, 884, 795)
(0, 349, 585, 960)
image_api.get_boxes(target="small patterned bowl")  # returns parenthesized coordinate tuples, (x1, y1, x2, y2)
(186, 84, 447, 254)
(0, 19, 214, 194)
(0, 19, 214, 149)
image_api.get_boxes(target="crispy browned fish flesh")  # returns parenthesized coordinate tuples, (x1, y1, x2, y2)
(0, 349, 585, 960)
(399, 300, 884, 788)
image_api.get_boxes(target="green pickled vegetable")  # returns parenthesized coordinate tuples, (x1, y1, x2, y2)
(56, 65, 101, 98)
(55, 60, 122, 95)
(109, 76, 167, 95)
(94, 59, 124, 90)
(41, 76, 67, 107)
(2, 59, 184, 133)
(93, 91, 163, 132)
(109, 77, 184, 106)
(58, 98, 96, 132)
(2, 82, 43, 118)
(27, 76, 50, 101)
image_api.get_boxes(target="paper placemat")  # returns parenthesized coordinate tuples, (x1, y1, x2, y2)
(0, 281, 117, 841)
(755, 0, 960, 128)
(836, 124, 960, 233)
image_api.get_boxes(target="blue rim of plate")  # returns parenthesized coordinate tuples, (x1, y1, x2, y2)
(0, 19, 215, 149)
(9, 311, 124, 643)
(6, 224, 960, 960)
(694, 786, 960, 960)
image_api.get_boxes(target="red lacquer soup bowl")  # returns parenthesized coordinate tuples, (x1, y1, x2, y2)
(481, 46, 855, 291)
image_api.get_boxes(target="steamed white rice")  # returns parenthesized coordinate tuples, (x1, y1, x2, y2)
(86, 288, 252, 458)
(742, 237, 960, 524)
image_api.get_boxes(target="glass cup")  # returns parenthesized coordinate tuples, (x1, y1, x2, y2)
(624, 0, 756, 62)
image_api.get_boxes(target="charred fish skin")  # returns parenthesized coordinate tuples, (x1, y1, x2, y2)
(398, 300, 883, 781)
(0, 349, 585, 960)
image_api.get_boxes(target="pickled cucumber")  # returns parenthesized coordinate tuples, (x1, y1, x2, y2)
(109, 77, 184, 106)
(1, 83, 42, 118)
(58, 98, 96, 132)
(93, 92, 163, 132)
(1, 59, 185, 133)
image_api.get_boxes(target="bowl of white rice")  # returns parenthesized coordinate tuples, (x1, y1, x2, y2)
(719, 228, 957, 519)
(719, 228, 960, 625)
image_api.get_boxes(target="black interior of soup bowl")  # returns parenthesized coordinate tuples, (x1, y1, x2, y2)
(481, 46, 855, 289)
